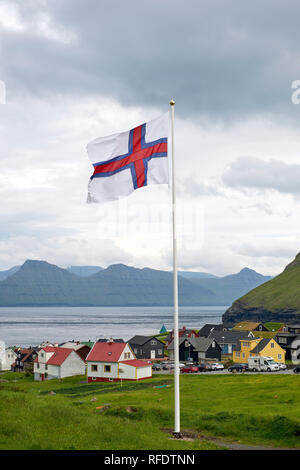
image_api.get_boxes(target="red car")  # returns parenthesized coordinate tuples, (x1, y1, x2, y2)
(180, 365, 199, 373)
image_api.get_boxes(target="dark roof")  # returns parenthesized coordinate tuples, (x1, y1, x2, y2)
(168, 336, 220, 352)
(207, 330, 254, 344)
(198, 324, 228, 337)
(250, 338, 271, 354)
(127, 335, 164, 346)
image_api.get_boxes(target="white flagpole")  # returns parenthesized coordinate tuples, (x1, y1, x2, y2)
(170, 99, 181, 437)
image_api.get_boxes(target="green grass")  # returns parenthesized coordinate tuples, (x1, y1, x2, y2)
(236, 263, 300, 312)
(1, 372, 300, 450)
(264, 322, 285, 332)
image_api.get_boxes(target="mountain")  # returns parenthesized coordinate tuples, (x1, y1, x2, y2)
(0, 260, 86, 306)
(0, 260, 272, 307)
(222, 253, 300, 325)
(179, 271, 217, 279)
(0, 260, 216, 306)
(188, 267, 272, 305)
(67, 266, 103, 277)
(0, 266, 20, 281)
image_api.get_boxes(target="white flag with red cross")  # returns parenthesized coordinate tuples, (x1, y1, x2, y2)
(86, 113, 169, 203)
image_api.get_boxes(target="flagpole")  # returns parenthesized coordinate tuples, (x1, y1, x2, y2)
(170, 99, 181, 438)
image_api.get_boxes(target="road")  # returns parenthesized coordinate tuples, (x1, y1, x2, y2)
(153, 368, 297, 375)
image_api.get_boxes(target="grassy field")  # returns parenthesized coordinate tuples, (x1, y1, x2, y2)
(1, 371, 300, 450)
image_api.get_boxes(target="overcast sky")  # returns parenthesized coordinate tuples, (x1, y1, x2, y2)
(1, 0, 300, 276)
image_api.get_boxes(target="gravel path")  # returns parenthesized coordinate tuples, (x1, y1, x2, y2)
(161, 428, 299, 450)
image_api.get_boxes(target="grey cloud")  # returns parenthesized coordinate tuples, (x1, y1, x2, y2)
(222, 157, 300, 194)
(2, 0, 300, 120)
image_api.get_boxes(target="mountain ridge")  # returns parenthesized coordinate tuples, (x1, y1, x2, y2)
(0, 259, 271, 307)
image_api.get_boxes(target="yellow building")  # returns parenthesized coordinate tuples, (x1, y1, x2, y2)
(233, 337, 285, 364)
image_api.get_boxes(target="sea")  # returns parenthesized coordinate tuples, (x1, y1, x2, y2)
(0, 306, 228, 347)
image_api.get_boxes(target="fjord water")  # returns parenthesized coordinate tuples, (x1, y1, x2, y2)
(0, 306, 227, 347)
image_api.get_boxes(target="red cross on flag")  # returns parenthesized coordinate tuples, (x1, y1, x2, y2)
(86, 113, 169, 203)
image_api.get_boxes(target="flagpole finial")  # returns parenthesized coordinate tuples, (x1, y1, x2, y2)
(170, 99, 175, 106)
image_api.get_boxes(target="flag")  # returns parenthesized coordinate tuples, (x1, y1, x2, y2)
(86, 113, 169, 203)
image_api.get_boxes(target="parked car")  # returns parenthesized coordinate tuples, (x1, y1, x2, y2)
(197, 364, 208, 372)
(161, 362, 171, 370)
(293, 366, 300, 373)
(180, 365, 199, 373)
(203, 363, 213, 371)
(152, 363, 163, 371)
(228, 364, 245, 372)
(276, 363, 287, 370)
(210, 363, 224, 370)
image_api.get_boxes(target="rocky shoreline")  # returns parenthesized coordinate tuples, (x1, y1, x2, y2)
(222, 302, 300, 326)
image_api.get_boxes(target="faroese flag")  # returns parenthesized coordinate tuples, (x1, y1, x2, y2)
(87, 113, 169, 203)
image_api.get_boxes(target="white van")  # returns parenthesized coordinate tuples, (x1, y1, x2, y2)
(248, 356, 279, 372)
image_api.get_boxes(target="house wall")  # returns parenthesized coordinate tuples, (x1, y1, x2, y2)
(129, 339, 164, 359)
(119, 344, 135, 361)
(136, 366, 152, 379)
(60, 351, 86, 378)
(0, 349, 16, 371)
(34, 362, 60, 380)
(233, 339, 260, 363)
(258, 340, 285, 363)
(87, 361, 119, 380)
(119, 363, 137, 380)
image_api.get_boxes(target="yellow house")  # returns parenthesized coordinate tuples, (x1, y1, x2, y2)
(233, 337, 285, 364)
(233, 338, 261, 363)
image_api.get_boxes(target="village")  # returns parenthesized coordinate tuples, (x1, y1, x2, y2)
(1, 320, 300, 381)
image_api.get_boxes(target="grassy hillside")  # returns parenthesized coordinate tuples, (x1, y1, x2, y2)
(1, 372, 300, 449)
(223, 253, 300, 323)
(233, 261, 300, 311)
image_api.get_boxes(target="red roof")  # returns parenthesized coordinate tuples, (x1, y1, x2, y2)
(120, 359, 150, 368)
(86, 342, 127, 362)
(35, 346, 83, 366)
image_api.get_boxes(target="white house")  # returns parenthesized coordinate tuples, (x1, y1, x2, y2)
(0, 347, 17, 371)
(86, 340, 152, 383)
(34, 346, 86, 381)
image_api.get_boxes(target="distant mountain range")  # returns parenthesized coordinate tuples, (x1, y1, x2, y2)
(0, 260, 272, 307)
(223, 253, 300, 324)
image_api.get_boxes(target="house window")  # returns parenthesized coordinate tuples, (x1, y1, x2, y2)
(41, 353, 44, 358)
(45, 364, 48, 370)
(212, 341, 215, 348)
(124, 352, 130, 359)
(278, 354, 282, 360)
(104, 365, 111, 373)
(236, 352, 240, 357)
(151, 340, 157, 345)
(37, 363, 40, 369)
(271, 342, 274, 348)
(278, 337, 287, 344)
(158, 349, 163, 355)
(134, 348, 137, 354)
(91, 364, 98, 372)
(242, 353, 245, 358)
